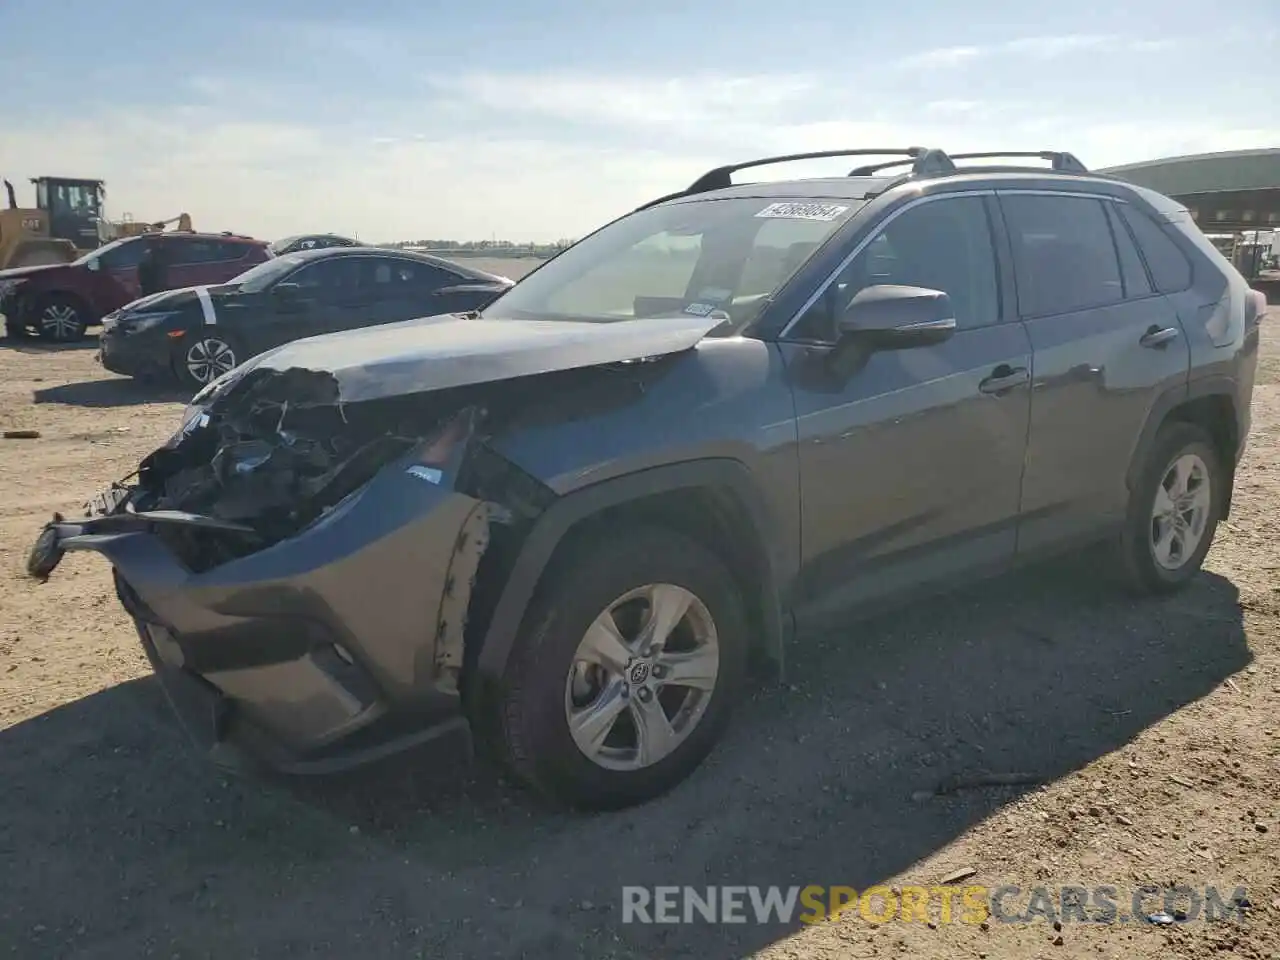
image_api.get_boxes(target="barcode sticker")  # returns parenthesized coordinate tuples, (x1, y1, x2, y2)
(755, 202, 849, 222)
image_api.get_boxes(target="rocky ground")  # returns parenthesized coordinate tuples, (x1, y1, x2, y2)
(0, 301, 1275, 959)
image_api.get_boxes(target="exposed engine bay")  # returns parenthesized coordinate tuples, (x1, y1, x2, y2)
(61, 353, 669, 580)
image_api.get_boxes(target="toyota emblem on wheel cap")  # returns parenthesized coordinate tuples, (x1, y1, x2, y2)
(629, 661, 651, 685)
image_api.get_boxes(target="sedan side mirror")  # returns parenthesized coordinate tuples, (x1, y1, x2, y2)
(272, 282, 304, 307)
(835, 284, 957, 351)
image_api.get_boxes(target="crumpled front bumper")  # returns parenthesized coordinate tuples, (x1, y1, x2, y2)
(35, 459, 495, 774)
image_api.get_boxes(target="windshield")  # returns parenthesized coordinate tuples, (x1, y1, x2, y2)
(480, 197, 862, 327)
(231, 254, 306, 292)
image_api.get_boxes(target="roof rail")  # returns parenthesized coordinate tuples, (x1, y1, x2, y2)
(635, 147, 951, 210)
(685, 147, 952, 193)
(947, 151, 1089, 173)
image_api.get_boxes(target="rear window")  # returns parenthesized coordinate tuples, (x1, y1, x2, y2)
(1117, 205, 1193, 293)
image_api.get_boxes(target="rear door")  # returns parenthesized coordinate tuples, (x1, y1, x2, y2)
(162, 238, 254, 288)
(999, 191, 1191, 554)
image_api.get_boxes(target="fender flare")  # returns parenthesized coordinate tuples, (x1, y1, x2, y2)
(472, 457, 792, 687)
(1124, 376, 1240, 511)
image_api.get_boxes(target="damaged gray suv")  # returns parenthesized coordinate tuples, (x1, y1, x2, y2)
(28, 148, 1265, 810)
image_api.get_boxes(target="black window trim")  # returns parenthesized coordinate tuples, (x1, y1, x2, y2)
(778, 188, 1005, 344)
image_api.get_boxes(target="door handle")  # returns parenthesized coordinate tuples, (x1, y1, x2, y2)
(1139, 325, 1179, 348)
(979, 365, 1030, 396)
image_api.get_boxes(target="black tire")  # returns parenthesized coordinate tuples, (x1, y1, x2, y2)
(1119, 421, 1223, 594)
(34, 293, 89, 342)
(173, 330, 242, 391)
(497, 526, 748, 810)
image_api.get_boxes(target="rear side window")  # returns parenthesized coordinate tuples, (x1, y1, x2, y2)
(1104, 203, 1153, 299)
(379, 259, 463, 291)
(1001, 194, 1123, 317)
(1117, 205, 1193, 293)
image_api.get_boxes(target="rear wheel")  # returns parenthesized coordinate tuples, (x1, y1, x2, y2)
(35, 294, 89, 342)
(1119, 422, 1223, 593)
(174, 332, 241, 390)
(497, 527, 748, 810)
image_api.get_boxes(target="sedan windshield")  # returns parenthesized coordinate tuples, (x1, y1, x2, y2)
(231, 255, 307, 292)
(480, 197, 862, 328)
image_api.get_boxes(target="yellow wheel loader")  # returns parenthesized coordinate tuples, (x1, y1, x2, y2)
(0, 177, 192, 270)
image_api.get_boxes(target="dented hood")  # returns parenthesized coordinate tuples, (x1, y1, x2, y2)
(205, 312, 722, 404)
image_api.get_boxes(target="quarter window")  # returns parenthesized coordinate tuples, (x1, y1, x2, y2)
(1117, 205, 1193, 293)
(790, 195, 1000, 341)
(1001, 194, 1123, 317)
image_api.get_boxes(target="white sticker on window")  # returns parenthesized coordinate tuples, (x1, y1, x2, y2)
(755, 202, 849, 222)
(683, 302, 715, 316)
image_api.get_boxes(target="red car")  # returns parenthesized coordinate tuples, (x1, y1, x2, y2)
(0, 232, 271, 342)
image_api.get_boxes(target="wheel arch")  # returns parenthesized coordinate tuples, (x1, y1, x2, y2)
(469, 458, 791, 696)
(1126, 378, 1240, 518)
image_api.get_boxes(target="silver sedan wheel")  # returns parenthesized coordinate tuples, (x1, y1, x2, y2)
(1151, 452, 1212, 571)
(564, 583, 720, 772)
(185, 338, 237, 384)
(40, 304, 81, 339)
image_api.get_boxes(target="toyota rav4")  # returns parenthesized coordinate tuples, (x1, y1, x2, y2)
(27, 147, 1264, 810)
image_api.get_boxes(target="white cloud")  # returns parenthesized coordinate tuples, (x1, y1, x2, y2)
(901, 33, 1183, 68)
(3, 64, 1275, 242)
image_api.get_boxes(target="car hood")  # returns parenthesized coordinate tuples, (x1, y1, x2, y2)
(0, 263, 74, 282)
(114, 283, 244, 317)
(197, 312, 723, 405)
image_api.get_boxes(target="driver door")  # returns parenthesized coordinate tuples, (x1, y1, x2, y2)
(254, 257, 363, 352)
(781, 194, 1034, 624)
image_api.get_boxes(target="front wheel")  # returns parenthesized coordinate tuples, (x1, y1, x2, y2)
(1119, 422, 1223, 594)
(497, 527, 748, 810)
(35, 294, 89, 342)
(174, 332, 241, 390)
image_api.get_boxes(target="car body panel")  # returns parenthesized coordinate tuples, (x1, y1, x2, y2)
(27, 162, 1262, 781)
(780, 321, 1034, 621)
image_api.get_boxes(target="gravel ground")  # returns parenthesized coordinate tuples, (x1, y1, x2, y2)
(0, 305, 1276, 960)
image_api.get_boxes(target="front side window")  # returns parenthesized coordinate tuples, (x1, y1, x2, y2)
(1002, 194, 1123, 318)
(287, 257, 362, 291)
(94, 238, 147, 270)
(789, 195, 1000, 341)
(480, 197, 861, 328)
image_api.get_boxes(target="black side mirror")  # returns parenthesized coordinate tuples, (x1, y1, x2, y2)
(835, 284, 957, 351)
(273, 282, 304, 307)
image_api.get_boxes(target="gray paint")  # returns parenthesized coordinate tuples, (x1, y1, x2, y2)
(33, 162, 1262, 775)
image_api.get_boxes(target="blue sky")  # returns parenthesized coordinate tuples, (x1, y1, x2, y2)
(2, 0, 1276, 241)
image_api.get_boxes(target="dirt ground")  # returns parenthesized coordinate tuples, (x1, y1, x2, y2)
(0, 302, 1277, 959)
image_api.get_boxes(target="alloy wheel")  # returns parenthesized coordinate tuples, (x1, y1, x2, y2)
(40, 304, 81, 340)
(185, 338, 237, 384)
(1150, 452, 1212, 571)
(563, 583, 720, 772)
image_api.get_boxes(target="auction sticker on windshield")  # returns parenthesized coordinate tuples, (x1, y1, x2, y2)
(755, 202, 849, 221)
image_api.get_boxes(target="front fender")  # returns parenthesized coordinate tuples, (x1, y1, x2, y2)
(471, 457, 793, 689)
